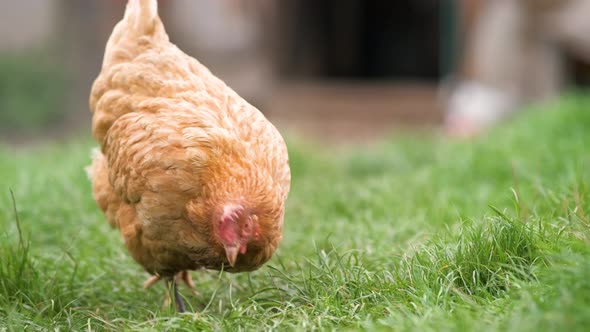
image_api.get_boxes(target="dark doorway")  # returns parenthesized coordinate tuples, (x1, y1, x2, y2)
(277, 0, 441, 80)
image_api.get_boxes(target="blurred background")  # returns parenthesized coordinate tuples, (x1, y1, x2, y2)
(0, 0, 589, 144)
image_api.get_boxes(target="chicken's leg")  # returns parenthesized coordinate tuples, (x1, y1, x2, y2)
(167, 278, 186, 313)
(163, 285, 172, 309)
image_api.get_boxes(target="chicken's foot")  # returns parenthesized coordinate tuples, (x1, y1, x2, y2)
(143, 272, 198, 312)
(143, 271, 199, 295)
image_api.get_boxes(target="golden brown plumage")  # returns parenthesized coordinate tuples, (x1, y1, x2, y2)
(87, 0, 290, 310)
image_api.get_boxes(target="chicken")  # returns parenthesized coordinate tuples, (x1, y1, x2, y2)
(87, 0, 290, 312)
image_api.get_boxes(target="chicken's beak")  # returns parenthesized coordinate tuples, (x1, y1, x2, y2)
(224, 245, 239, 267)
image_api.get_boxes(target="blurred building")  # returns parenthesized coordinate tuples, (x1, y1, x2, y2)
(0, 0, 588, 142)
(0, 1, 58, 51)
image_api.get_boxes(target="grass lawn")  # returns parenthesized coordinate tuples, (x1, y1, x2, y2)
(1, 96, 589, 331)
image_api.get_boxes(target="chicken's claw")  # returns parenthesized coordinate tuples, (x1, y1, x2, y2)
(143, 274, 162, 289)
(176, 270, 200, 297)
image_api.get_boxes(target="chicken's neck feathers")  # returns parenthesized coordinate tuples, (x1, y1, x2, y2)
(125, 0, 159, 35)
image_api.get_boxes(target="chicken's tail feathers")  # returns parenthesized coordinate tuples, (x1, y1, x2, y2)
(125, 0, 159, 35)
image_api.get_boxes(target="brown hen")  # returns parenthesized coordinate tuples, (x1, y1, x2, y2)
(87, 0, 290, 312)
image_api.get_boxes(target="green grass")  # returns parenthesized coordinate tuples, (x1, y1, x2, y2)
(1, 95, 589, 331)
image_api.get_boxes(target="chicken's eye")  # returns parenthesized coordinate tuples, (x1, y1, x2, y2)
(242, 217, 256, 237)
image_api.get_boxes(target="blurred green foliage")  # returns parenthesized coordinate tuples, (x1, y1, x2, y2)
(0, 53, 66, 134)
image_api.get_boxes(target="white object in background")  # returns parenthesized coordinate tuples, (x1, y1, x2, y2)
(445, 82, 518, 137)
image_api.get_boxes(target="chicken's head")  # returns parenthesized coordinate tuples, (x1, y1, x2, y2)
(216, 203, 260, 267)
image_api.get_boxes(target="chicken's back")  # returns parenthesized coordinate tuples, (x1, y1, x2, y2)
(90, 0, 224, 147)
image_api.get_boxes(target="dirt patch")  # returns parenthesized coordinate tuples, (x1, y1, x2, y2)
(266, 81, 443, 142)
